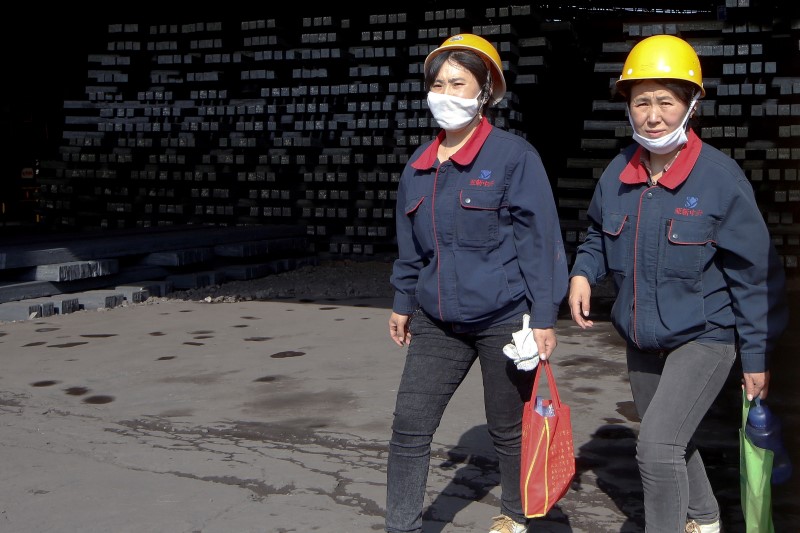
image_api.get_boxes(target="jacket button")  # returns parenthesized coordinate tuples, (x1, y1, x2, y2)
(646, 192, 653, 198)
(672, 234, 678, 239)
(464, 198, 471, 204)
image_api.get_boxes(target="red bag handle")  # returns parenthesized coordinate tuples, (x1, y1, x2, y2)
(531, 359, 561, 408)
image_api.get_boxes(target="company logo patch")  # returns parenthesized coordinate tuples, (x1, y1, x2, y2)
(675, 196, 703, 216)
(470, 170, 494, 187)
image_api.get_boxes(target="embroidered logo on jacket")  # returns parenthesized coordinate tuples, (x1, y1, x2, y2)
(675, 196, 703, 216)
(470, 170, 494, 187)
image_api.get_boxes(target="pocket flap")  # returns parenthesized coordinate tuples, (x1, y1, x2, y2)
(667, 219, 715, 245)
(459, 189, 503, 210)
(404, 196, 425, 215)
(602, 213, 628, 236)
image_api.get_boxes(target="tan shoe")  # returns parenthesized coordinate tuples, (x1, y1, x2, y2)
(489, 514, 527, 533)
(685, 519, 721, 533)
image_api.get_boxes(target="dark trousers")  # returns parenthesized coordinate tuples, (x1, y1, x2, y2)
(627, 341, 736, 532)
(385, 310, 534, 533)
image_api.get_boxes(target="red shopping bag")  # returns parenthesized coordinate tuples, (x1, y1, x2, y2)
(520, 359, 575, 518)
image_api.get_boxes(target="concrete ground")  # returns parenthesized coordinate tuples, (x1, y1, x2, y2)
(0, 295, 797, 533)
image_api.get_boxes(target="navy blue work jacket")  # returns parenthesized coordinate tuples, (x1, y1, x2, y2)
(570, 130, 788, 372)
(390, 117, 568, 331)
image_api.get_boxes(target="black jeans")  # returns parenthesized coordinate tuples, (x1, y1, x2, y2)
(385, 310, 534, 533)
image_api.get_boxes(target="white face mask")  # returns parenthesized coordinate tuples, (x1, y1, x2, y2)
(630, 94, 700, 155)
(427, 91, 482, 131)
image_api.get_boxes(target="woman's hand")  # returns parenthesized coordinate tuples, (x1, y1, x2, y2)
(389, 312, 412, 347)
(743, 370, 770, 401)
(533, 328, 557, 361)
(568, 275, 594, 329)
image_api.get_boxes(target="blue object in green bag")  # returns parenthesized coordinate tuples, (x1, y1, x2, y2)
(745, 397, 793, 485)
(740, 390, 776, 533)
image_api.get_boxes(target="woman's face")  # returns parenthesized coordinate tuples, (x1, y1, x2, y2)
(628, 80, 690, 139)
(429, 59, 481, 99)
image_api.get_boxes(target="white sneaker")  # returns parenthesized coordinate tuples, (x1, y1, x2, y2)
(489, 514, 527, 533)
(685, 519, 721, 533)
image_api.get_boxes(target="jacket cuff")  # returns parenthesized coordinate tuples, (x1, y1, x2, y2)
(392, 292, 418, 315)
(569, 268, 595, 286)
(527, 304, 559, 330)
(740, 351, 767, 373)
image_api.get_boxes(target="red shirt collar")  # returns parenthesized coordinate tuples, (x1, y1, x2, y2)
(411, 117, 493, 170)
(619, 129, 702, 189)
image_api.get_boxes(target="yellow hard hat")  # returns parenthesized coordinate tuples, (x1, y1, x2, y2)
(424, 33, 507, 104)
(617, 34, 705, 97)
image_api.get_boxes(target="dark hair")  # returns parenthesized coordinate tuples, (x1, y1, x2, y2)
(425, 50, 493, 114)
(616, 78, 696, 103)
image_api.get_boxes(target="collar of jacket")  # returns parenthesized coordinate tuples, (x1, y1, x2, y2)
(411, 116, 493, 170)
(619, 128, 702, 189)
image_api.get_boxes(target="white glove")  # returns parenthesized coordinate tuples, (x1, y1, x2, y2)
(502, 314, 540, 371)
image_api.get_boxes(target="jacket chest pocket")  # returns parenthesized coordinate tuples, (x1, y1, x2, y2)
(662, 219, 716, 277)
(456, 189, 504, 248)
(602, 212, 632, 272)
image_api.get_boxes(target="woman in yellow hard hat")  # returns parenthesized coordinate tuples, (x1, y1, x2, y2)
(568, 34, 788, 533)
(386, 33, 567, 533)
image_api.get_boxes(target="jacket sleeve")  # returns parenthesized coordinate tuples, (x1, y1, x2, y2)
(569, 179, 610, 286)
(508, 150, 568, 329)
(717, 174, 789, 372)
(390, 170, 422, 315)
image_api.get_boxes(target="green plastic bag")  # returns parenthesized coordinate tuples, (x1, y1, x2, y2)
(740, 389, 776, 533)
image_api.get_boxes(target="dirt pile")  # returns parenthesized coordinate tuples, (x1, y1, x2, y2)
(155, 259, 396, 303)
